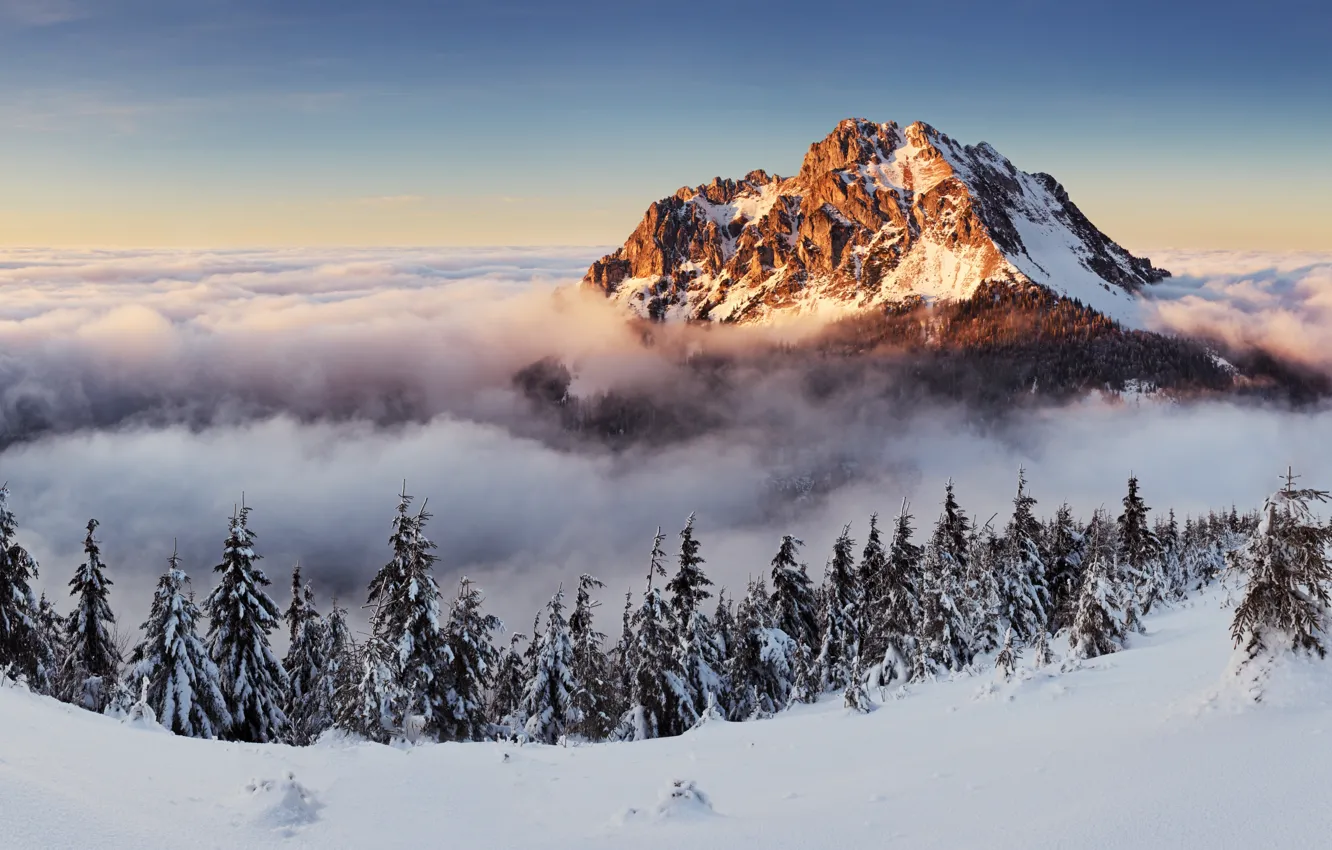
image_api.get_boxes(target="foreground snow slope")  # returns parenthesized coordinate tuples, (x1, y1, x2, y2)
(3, 590, 1331, 850)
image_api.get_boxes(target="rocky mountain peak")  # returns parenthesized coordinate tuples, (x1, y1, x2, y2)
(584, 118, 1168, 326)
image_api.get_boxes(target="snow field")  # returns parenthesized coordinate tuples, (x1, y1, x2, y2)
(3, 588, 1330, 849)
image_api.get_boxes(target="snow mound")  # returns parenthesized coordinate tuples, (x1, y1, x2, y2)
(617, 779, 717, 824)
(653, 779, 715, 820)
(121, 692, 168, 734)
(1199, 649, 1332, 713)
(243, 772, 323, 833)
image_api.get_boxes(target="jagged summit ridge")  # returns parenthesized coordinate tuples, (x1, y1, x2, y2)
(583, 118, 1168, 326)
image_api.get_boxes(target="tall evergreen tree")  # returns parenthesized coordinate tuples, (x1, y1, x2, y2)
(769, 535, 818, 651)
(917, 508, 971, 675)
(817, 524, 860, 692)
(312, 599, 351, 741)
(1070, 510, 1126, 659)
(334, 635, 400, 744)
(1156, 510, 1185, 601)
(440, 576, 501, 742)
(283, 567, 329, 746)
(367, 488, 452, 737)
(619, 529, 693, 740)
(1044, 503, 1085, 632)
(912, 481, 975, 674)
(940, 481, 972, 573)
(568, 574, 612, 740)
(523, 610, 541, 676)
(1117, 475, 1161, 627)
(857, 513, 889, 668)
(283, 563, 309, 645)
(35, 594, 66, 691)
(998, 470, 1049, 643)
(789, 642, 821, 705)
(964, 520, 1003, 657)
(0, 487, 51, 691)
(864, 505, 922, 685)
(127, 546, 231, 738)
(490, 632, 529, 731)
(666, 515, 720, 715)
(710, 589, 736, 713)
(61, 519, 121, 711)
(607, 591, 636, 726)
(1229, 470, 1332, 668)
(521, 586, 578, 744)
(725, 575, 796, 719)
(203, 504, 289, 743)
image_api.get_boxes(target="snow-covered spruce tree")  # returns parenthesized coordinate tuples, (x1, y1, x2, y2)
(916, 484, 973, 675)
(366, 489, 452, 738)
(1183, 516, 1225, 591)
(126, 547, 231, 738)
(490, 632, 529, 732)
(666, 514, 721, 717)
(521, 586, 579, 744)
(1156, 510, 1186, 601)
(619, 528, 694, 740)
(1044, 503, 1085, 632)
(568, 574, 612, 740)
(863, 505, 922, 686)
(998, 470, 1049, 644)
(312, 599, 351, 740)
(522, 610, 541, 681)
(1069, 510, 1126, 660)
(964, 520, 1003, 658)
(710, 589, 736, 712)
(283, 562, 310, 645)
(856, 513, 888, 665)
(605, 591, 635, 725)
(203, 504, 289, 743)
(842, 655, 873, 713)
(1032, 625, 1054, 668)
(35, 594, 66, 688)
(61, 519, 122, 711)
(712, 589, 735, 666)
(334, 635, 400, 744)
(440, 576, 501, 742)
(283, 567, 329, 746)
(725, 575, 796, 719)
(0, 487, 52, 691)
(770, 534, 818, 653)
(1228, 471, 1332, 673)
(817, 524, 860, 692)
(789, 642, 821, 705)
(994, 627, 1019, 681)
(1117, 475, 1161, 627)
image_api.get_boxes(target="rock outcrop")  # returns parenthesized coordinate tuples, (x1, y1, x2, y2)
(583, 119, 1168, 326)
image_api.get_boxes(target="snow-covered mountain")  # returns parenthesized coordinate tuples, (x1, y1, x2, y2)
(584, 119, 1168, 326)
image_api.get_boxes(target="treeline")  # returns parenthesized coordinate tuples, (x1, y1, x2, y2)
(2, 468, 1295, 747)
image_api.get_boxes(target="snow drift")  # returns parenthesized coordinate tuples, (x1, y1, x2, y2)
(3, 590, 1331, 849)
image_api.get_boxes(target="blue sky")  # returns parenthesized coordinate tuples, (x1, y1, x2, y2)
(1, 0, 1328, 247)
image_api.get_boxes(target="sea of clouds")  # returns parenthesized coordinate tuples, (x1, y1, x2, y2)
(1, 245, 1329, 637)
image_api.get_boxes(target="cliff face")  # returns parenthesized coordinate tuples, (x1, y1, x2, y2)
(583, 119, 1168, 326)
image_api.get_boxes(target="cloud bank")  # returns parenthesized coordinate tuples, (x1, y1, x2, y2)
(0, 246, 1328, 639)
(1143, 250, 1332, 372)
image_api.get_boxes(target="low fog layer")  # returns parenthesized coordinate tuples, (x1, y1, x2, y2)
(1144, 249, 1332, 371)
(0, 246, 1327, 636)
